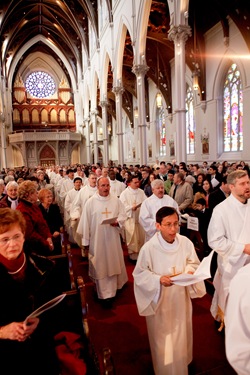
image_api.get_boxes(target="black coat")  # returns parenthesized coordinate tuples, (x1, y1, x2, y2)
(0, 254, 61, 374)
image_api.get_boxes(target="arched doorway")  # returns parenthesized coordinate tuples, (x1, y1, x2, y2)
(40, 144, 55, 167)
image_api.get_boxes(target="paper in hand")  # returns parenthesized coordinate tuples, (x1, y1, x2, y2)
(24, 293, 66, 324)
(170, 250, 214, 286)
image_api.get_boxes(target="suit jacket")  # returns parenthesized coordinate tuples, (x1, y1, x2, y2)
(208, 188, 227, 213)
(169, 182, 193, 212)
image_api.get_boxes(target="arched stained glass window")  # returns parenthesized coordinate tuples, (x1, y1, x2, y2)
(157, 106, 166, 156)
(223, 63, 243, 152)
(186, 86, 195, 154)
(25, 71, 56, 98)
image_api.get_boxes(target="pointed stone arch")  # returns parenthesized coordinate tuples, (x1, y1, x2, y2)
(39, 144, 56, 167)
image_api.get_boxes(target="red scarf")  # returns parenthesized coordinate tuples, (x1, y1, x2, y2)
(0, 252, 27, 280)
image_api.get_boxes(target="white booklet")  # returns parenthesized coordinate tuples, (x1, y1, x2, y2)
(101, 216, 118, 225)
(24, 293, 66, 324)
(170, 250, 214, 286)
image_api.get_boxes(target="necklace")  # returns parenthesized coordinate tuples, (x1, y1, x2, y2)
(8, 253, 26, 275)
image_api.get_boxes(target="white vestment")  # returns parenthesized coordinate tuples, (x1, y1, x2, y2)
(119, 186, 147, 259)
(133, 233, 202, 375)
(64, 187, 82, 242)
(109, 179, 126, 197)
(225, 263, 250, 375)
(139, 194, 179, 241)
(71, 185, 98, 221)
(79, 192, 128, 299)
(208, 194, 250, 319)
(58, 177, 74, 214)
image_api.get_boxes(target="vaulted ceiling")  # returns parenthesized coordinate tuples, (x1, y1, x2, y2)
(1, 0, 250, 123)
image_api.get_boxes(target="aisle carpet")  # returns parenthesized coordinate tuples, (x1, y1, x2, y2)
(71, 246, 236, 375)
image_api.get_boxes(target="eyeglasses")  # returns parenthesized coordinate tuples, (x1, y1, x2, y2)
(0, 233, 24, 246)
(161, 222, 179, 229)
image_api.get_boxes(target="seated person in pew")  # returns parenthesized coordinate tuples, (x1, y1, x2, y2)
(0, 208, 86, 374)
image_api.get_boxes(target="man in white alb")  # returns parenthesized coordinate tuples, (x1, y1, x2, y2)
(64, 177, 83, 243)
(109, 169, 126, 198)
(208, 170, 250, 329)
(139, 179, 179, 242)
(78, 177, 128, 306)
(71, 172, 98, 253)
(224, 262, 250, 375)
(133, 206, 205, 375)
(120, 175, 147, 260)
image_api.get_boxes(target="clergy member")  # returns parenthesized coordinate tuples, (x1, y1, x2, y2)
(78, 177, 128, 307)
(225, 262, 250, 375)
(208, 169, 250, 329)
(133, 206, 205, 375)
(64, 177, 83, 243)
(119, 175, 147, 260)
(139, 179, 179, 241)
(73, 172, 98, 254)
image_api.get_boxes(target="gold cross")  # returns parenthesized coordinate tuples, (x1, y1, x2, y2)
(101, 207, 112, 218)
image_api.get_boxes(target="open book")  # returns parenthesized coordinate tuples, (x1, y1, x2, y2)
(24, 293, 66, 324)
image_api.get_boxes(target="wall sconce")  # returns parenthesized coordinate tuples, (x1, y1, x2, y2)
(99, 127, 103, 135)
(156, 92, 162, 108)
(134, 106, 138, 119)
(108, 122, 112, 134)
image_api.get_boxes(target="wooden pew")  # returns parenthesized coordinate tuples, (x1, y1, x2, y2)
(77, 276, 116, 375)
(45, 252, 114, 374)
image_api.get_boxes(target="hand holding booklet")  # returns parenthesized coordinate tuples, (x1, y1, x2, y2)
(101, 216, 118, 225)
(170, 250, 214, 286)
(24, 293, 66, 325)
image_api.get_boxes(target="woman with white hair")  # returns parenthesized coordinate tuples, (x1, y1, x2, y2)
(0, 181, 19, 209)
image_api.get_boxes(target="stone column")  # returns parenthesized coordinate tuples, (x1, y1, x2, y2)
(90, 109, 99, 164)
(112, 84, 124, 165)
(100, 100, 109, 166)
(132, 64, 149, 166)
(83, 117, 91, 164)
(0, 112, 7, 169)
(168, 25, 191, 164)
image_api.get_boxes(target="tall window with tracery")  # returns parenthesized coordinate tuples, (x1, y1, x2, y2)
(157, 106, 166, 156)
(186, 86, 195, 154)
(223, 63, 243, 152)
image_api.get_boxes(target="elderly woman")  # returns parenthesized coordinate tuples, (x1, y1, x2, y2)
(0, 208, 60, 374)
(38, 188, 63, 254)
(16, 180, 54, 255)
(0, 181, 19, 209)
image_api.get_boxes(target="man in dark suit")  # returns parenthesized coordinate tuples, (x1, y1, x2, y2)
(208, 175, 230, 213)
(139, 168, 150, 191)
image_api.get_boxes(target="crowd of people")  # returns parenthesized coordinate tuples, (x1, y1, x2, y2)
(0, 159, 250, 374)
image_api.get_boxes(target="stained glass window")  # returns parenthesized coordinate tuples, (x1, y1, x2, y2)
(186, 86, 195, 154)
(223, 63, 243, 152)
(157, 106, 166, 156)
(25, 71, 56, 98)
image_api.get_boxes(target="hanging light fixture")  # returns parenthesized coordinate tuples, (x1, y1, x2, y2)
(192, 15, 200, 92)
(156, 42, 162, 108)
(134, 106, 138, 119)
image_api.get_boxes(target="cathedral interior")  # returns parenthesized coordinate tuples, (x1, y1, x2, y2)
(0, 0, 250, 168)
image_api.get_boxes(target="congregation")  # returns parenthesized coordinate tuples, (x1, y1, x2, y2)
(0, 159, 250, 374)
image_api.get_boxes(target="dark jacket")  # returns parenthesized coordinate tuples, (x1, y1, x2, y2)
(0, 253, 60, 374)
